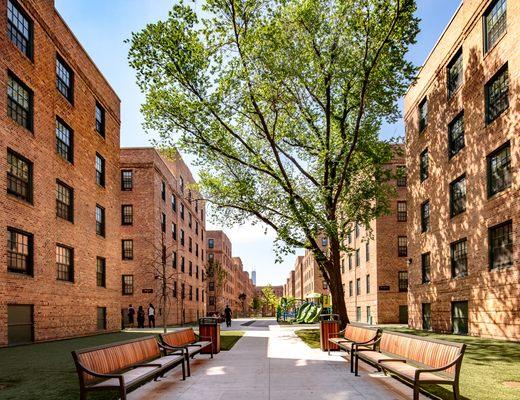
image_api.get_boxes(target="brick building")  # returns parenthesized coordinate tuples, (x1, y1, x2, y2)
(256, 285, 283, 316)
(341, 153, 408, 324)
(206, 230, 235, 315)
(0, 0, 121, 346)
(232, 256, 255, 316)
(404, 0, 518, 340)
(119, 148, 206, 326)
(283, 269, 296, 298)
(301, 249, 330, 298)
(293, 256, 304, 299)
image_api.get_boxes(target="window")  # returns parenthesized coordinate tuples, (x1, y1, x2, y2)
(161, 213, 166, 232)
(489, 220, 513, 269)
(398, 236, 407, 257)
(398, 271, 408, 292)
(487, 142, 511, 197)
(121, 170, 132, 191)
(447, 49, 463, 98)
(173, 281, 177, 298)
(95, 102, 105, 137)
(189, 286, 193, 301)
(485, 65, 509, 123)
(452, 301, 468, 335)
(189, 237, 193, 252)
(95, 153, 105, 187)
(122, 240, 133, 260)
(209, 296, 215, 306)
(180, 203, 185, 219)
(95, 205, 105, 237)
(181, 256, 185, 272)
(122, 275, 134, 295)
(56, 118, 73, 162)
(355, 223, 360, 238)
(56, 55, 73, 102)
(451, 239, 468, 278)
(7, 73, 33, 130)
(196, 288, 199, 302)
(356, 278, 360, 295)
(172, 251, 177, 269)
(418, 97, 428, 132)
(188, 213, 192, 228)
(7, 0, 33, 58)
(397, 201, 407, 222)
(7, 227, 33, 275)
(171, 194, 176, 212)
(421, 252, 431, 283)
(172, 223, 177, 240)
(189, 261, 193, 276)
(209, 281, 215, 291)
(348, 254, 352, 270)
(341, 258, 345, 274)
(450, 175, 466, 217)
(56, 244, 73, 282)
(366, 306, 371, 324)
(161, 181, 166, 201)
(181, 283, 185, 299)
(7, 150, 32, 202)
(97, 307, 106, 330)
(348, 281, 353, 297)
(396, 165, 407, 187)
(420, 149, 429, 181)
(365, 241, 370, 261)
(355, 249, 360, 267)
(56, 180, 73, 222)
(196, 243, 199, 257)
(208, 253, 214, 262)
(121, 205, 133, 225)
(347, 231, 352, 244)
(356, 307, 361, 322)
(208, 238, 214, 249)
(180, 229, 185, 246)
(421, 201, 430, 233)
(196, 265, 199, 279)
(96, 257, 106, 287)
(484, 0, 507, 52)
(179, 176, 184, 193)
(448, 112, 464, 157)
(366, 275, 370, 294)
(422, 303, 431, 330)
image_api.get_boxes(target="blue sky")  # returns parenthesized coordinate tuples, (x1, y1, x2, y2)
(55, 0, 461, 286)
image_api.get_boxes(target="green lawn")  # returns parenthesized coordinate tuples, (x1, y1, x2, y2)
(295, 327, 520, 400)
(0, 329, 244, 400)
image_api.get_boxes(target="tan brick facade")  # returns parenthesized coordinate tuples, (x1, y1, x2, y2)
(404, 0, 519, 340)
(0, 0, 121, 346)
(293, 256, 304, 299)
(119, 148, 206, 326)
(206, 230, 235, 315)
(232, 257, 255, 316)
(341, 155, 408, 324)
(301, 249, 330, 298)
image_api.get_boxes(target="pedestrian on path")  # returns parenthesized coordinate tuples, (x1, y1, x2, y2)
(148, 303, 156, 328)
(128, 304, 135, 328)
(224, 305, 232, 327)
(137, 305, 145, 328)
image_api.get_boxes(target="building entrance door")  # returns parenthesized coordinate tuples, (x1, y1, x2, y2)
(398, 305, 408, 324)
(8, 305, 34, 346)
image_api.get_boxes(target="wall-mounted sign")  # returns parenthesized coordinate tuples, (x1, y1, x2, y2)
(142, 289, 154, 294)
(378, 285, 390, 291)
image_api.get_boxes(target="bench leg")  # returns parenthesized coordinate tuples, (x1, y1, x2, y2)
(210, 346, 213, 359)
(79, 389, 87, 400)
(181, 360, 186, 381)
(186, 354, 191, 377)
(350, 351, 354, 373)
(453, 383, 460, 400)
(413, 384, 419, 400)
(354, 355, 359, 376)
(120, 386, 127, 400)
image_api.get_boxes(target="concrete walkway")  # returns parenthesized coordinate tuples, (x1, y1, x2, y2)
(129, 319, 415, 400)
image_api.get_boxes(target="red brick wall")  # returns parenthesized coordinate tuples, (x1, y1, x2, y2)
(0, 0, 121, 346)
(206, 230, 235, 314)
(405, 0, 519, 340)
(119, 148, 206, 326)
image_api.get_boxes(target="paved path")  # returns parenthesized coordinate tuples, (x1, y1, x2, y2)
(129, 319, 414, 400)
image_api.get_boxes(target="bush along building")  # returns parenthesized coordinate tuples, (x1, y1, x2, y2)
(0, 0, 122, 346)
(404, 0, 518, 340)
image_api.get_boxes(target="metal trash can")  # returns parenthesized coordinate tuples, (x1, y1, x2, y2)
(199, 317, 220, 354)
(319, 314, 340, 352)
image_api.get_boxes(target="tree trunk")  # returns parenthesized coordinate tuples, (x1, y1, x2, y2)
(327, 240, 350, 328)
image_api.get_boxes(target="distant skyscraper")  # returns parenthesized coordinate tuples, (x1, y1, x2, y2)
(251, 269, 257, 285)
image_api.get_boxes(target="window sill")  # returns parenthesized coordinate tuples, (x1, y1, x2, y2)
(57, 279, 74, 285)
(6, 193, 34, 207)
(8, 270, 34, 278)
(485, 105, 509, 126)
(483, 30, 507, 59)
(487, 185, 511, 200)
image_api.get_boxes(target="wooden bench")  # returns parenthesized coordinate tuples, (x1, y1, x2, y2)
(327, 323, 380, 372)
(355, 331, 466, 400)
(160, 328, 213, 377)
(71, 336, 185, 400)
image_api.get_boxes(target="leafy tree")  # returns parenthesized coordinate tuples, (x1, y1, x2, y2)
(238, 292, 247, 314)
(251, 296, 264, 315)
(128, 0, 419, 327)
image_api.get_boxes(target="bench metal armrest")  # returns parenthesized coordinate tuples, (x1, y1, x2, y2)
(76, 362, 125, 385)
(378, 359, 407, 363)
(328, 329, 346, 339)
(160, 342, 187, 354)
(414, 353, 463, 381)
(132, 363, 162, 368)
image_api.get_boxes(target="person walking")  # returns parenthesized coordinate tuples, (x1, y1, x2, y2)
(137, 306, 145, 329)
(127, 304, 135, 328)
(148, 303, 156, 328)
(224, 305, 232, 327)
